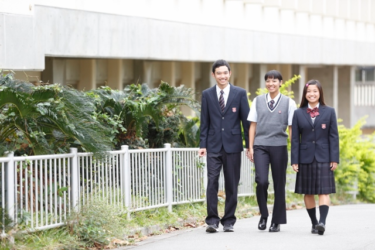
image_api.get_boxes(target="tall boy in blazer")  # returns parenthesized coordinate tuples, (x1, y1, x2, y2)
(199, 59, 250, 233)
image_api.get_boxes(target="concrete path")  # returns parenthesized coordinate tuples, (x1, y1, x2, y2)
(123, 204, 375, 250)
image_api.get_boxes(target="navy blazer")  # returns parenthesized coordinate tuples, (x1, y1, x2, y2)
(200, 84, 250, 153)
(291, 105, 339, 164)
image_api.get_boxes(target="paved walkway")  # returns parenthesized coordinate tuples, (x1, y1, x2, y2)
(123, 204, 375, 250)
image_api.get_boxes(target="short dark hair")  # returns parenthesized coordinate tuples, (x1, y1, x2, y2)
(300, 79, 326, 107)
(264, 70, 283, 81)
(212, 59, 231, 73)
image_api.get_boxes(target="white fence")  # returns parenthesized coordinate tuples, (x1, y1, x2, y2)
(1, 144, 255, 234)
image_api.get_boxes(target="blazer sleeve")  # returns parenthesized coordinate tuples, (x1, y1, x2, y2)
(291, 110, 300, 164)
(199, 92, 209, 148)
(240, 90, 250, 148)
(329, 108, 340, 163)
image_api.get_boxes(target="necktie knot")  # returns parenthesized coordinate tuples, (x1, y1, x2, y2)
(269, 100, 275, 110)
(307, 107, 319, 118)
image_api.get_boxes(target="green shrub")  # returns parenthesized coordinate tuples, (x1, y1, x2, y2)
(336, 118, 375, 202)
(66, 199, 127, 248)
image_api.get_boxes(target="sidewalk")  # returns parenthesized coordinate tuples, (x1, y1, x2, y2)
(121, 204, 375, 250)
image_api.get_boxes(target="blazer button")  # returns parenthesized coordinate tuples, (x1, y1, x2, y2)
(312, 141, 315, 143)
(312, 129, 314, 131)
(222, 128, 224, 131)
(222, 117, 224, 120)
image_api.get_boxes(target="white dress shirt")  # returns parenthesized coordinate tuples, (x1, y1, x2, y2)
(216, 84, 230, 106)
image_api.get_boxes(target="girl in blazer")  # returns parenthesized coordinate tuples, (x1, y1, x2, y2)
(291, 79, 339, 236)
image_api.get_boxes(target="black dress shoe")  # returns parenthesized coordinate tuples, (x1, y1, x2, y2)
(223, 224, 234, 232)
(258, 217, 267, 230)
(269, 223, 280, 232)
(316, 222, 325, 235)
(311, 225, 318, 234)
(206, 224, 219, 233)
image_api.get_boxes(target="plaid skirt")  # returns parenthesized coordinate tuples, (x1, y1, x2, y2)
(294, 158, 336, 195)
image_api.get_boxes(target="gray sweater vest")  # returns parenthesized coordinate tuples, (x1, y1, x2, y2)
(254, 94, 289, 146)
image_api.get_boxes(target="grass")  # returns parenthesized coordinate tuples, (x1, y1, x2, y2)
(0, 191, 360, 250)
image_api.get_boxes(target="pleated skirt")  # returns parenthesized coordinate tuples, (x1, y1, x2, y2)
(294, 158, 336, 195)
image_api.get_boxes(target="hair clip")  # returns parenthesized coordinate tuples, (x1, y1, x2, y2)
(306, 84, 309, 87)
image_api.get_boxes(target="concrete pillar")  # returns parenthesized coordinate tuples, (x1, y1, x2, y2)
(107, 59, 123, 90)
(161, 61, 176, 86)
(53, 59, 65, 85)
(350, 66, 356, 127)
(236, 63, 250, 93)
(181, 62, 195, 116)
(338, 66, 351, 127)
(299, 65, 306, 103)
(143, 61, 153, 88)
(79, 59, 96, 90)
(333, 66, 338, 116)
(260, 64, 267, 88)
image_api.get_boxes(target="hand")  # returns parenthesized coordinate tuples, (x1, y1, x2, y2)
(198, 148, 206, 157)
(247, 148, 254, 162)
(330, 162, 338, 171)
(292, 164, 299, 172)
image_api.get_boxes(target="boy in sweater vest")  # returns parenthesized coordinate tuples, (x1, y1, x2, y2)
(247, 70, 296, 232)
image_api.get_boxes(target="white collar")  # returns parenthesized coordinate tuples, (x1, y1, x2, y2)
(308, 103, 320, 109)
(267, 93, 281, 103)
(216, 84, 230, 94)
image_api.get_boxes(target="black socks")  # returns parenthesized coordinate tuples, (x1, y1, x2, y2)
(319, 205, 329, 224)
(306, 207, 318, 226)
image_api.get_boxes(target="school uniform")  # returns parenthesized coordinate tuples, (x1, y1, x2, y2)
(248, 93, 296, 225)
(291, 103, 339, 194)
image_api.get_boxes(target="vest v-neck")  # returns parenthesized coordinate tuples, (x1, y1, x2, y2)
(265, 94, 282, 112)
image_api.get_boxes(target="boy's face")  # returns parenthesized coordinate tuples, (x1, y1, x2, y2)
(266, 77, 282, 95)
(212, 66, 231, 89)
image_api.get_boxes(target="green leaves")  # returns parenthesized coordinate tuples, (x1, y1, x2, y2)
(336, 117, 375, 202)
(0, 72, 113, 156)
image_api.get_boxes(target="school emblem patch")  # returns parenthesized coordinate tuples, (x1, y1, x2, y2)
(232, 107, 237, 112)
(322, 124, 326, 129)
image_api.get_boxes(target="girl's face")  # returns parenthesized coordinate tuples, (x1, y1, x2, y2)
(306, 85, 320, 105)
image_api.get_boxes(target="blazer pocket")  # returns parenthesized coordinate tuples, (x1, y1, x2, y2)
(231, 129, 241, 135)
(300, 144, 307, 150)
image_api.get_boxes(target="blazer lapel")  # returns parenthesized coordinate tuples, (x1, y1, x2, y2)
(223, 84, 236, 115)
(209, 86, 222, 113)
(313, 105, 326, 127)
(302, 107, 314, 127)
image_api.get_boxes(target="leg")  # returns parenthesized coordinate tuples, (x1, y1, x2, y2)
(220, 151, 241, 226)
(253, 146, 270, 219)
(305, 195, 318, 232)
(304, 195, 316, 209)
(317, 194, 330, 235)
(205, 151, 223, 226)
(318, 194, 330, 224)
(269, 146, 288, 224)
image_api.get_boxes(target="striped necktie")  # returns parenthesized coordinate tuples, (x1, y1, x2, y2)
(219, 90, 225, 112)
(269, 100, 275, 110)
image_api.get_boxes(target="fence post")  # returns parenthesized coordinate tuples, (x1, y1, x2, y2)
(122, 145, 131, 219)
(165, 143, 173, 212)
(203, 156, 207, 196)
(70, 148, 79, 212)
(5, 152, 15, 224)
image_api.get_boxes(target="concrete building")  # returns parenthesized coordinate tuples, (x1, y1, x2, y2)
(1, 0, 375, 132)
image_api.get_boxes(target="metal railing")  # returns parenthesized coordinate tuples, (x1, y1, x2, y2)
(1, 144, 255, 233)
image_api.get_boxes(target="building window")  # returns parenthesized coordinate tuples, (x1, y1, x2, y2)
(356, 67, 375, 82)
